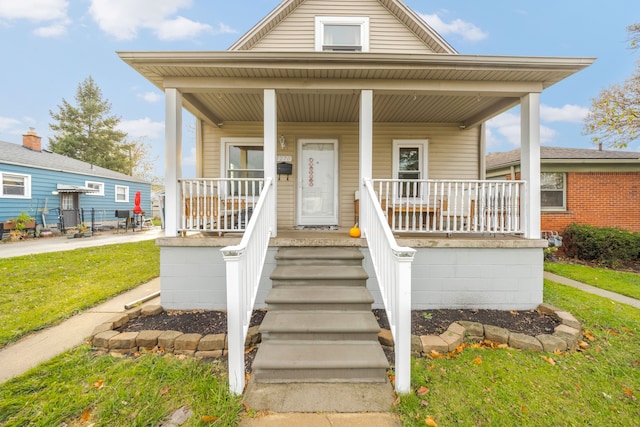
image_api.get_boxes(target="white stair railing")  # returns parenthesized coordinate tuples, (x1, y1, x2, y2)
(362, 178, 415, 394)
(221, 178, 274, 395)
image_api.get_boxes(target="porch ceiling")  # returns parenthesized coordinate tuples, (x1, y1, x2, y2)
(119, 51, 594, 128)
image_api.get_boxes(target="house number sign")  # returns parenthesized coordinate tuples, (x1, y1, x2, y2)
(308, 157, 314, 187)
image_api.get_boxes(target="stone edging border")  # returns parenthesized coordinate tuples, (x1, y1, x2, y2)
(90, 303, 582, 358)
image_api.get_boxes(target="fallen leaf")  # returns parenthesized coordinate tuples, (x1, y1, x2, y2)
(428, 350, 443, 359)
(201, 415, 219, 423)
(623, 387, 634, 397)
(521, 405, 527, 414)
(509, 310, 519, 316)
(420, 400, 429, 407)
(578, 340, 590, 350)
(621, 327, 633, 335)
(607, 329, 620, 336)
(81, 408, 91, 421)
(540, 355, 556, 366)
(584, 330, 596, 341)
(160, 386, 171, 396)
(473, 357, 483, 365)
(497, 343, 509, 349)
(417, 386, 430, 396)
(92, 380, 104, 389)
(428, 364, 435, 371)
(392, 395, 401, 407)
(243, 402, 250, 413)
(425, 415, 439, 427)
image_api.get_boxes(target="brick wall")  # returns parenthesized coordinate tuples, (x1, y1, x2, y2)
(543, 172, 640, 233)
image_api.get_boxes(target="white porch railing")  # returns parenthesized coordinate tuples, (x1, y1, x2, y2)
(362, 178, 415, 394)
(220, 178, 274, 395)
(372, 179, 525, 234)
(179, 178, 264, 234)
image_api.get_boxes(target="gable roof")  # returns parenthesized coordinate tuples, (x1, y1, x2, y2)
(229, 0, 456, 54)
(0, 140, 148, 184)
(486, 146, 640, 169)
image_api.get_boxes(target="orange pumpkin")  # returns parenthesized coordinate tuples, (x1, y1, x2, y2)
(349, 223, 361, 238)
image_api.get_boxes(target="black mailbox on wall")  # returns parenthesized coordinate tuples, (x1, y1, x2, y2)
(277, 162, 293, 175)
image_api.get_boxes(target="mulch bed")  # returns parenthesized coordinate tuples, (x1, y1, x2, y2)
(118, 307, 558, 337)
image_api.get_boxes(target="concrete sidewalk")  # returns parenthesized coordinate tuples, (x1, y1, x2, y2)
(0, 227, 164, 259)
(544, 271, 640, 309)
(0, 278, 160, 383)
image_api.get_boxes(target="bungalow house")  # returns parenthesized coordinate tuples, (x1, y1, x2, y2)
(486, 146, 640, 234)
(0, 130, 151, 234)
(119, 0, 594, 394)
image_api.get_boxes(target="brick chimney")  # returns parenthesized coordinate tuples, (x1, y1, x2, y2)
(22, 128, 42, 152)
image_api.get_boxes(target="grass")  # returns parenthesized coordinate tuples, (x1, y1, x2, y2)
(396, 279, 640, 426)
(0, 240, 160, 347)
(1, 248, 639, 425)
(545, 260, 640, 300)
(0, 346, 242, 426)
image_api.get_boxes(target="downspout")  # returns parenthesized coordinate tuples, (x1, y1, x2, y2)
(479, 123, 486, 180)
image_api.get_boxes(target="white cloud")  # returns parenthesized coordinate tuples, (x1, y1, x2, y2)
(540, 104, 589, 123)
(138, 92, 163, 103)
(183, 146, 196, 167)
(420, 13, 487, 42)
(0, 116, 21, 132)
(118, 117, 164, 139)
(0, 0, 70, 37)
(0, 0, 68, 22)
(89, 0, 212, 41)
(486, 110, 558, 148)
(34, 20, 69, 37)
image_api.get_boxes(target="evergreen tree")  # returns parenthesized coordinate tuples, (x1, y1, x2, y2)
(49, 76, 130, 173)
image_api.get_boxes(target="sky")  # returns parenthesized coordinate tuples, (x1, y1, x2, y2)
(1, 0, 639, 180)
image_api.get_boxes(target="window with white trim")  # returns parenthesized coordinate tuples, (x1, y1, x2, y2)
(85, 181, 104, 196)
(115, 185, 129, 203)
(0, 172, 31, 198)
(541, 172, 566, 210)
(392, 140, 428, 197)
(315, 16, 369, 52)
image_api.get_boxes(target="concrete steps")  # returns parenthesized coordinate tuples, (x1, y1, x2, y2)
(252, 247, 389, 384)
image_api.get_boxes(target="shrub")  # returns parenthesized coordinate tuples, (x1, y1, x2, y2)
(562, 223, 640, 266)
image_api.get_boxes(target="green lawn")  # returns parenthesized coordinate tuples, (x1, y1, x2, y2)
(1, 250, 638, 426)
(396, 278, 640, 426)
(0, 240, 160, 347)
(0, 347, 242, 426)
(545, 260, 640, 300)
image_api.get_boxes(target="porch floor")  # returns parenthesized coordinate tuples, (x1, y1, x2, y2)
(160, 228, 543, 249)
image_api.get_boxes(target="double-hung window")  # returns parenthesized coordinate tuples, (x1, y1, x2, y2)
(115, 185, 129, 203)
(224, 139, 264, 196)
(541, 172, 566, 210)
(1, 172, 31, 198)
(392, 140, 428, 198)
(315, 16, 369, 52)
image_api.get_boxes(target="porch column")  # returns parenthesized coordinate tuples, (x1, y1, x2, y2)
(520, 93, 541, 239)
(264, 89, 278, 237)
(165, 88, 183, 237)
(359, 90, 373, 235)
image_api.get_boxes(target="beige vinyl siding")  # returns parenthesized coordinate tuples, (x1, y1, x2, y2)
(201, 122, 479, 228)
(250, 0, 434, 54)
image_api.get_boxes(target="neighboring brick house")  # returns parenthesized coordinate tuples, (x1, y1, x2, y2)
(486, 147, 640, 233)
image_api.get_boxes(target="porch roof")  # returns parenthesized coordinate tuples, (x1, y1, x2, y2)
(118, 51, 594, 129)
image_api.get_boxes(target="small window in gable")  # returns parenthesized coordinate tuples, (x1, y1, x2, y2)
(315, 16, 369, 52)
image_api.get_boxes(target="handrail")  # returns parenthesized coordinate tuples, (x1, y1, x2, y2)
(221, 177, 274, 395)
(362, 178, 415, 394)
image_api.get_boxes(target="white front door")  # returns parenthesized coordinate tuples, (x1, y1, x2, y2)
(297, 139, 339, 226)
